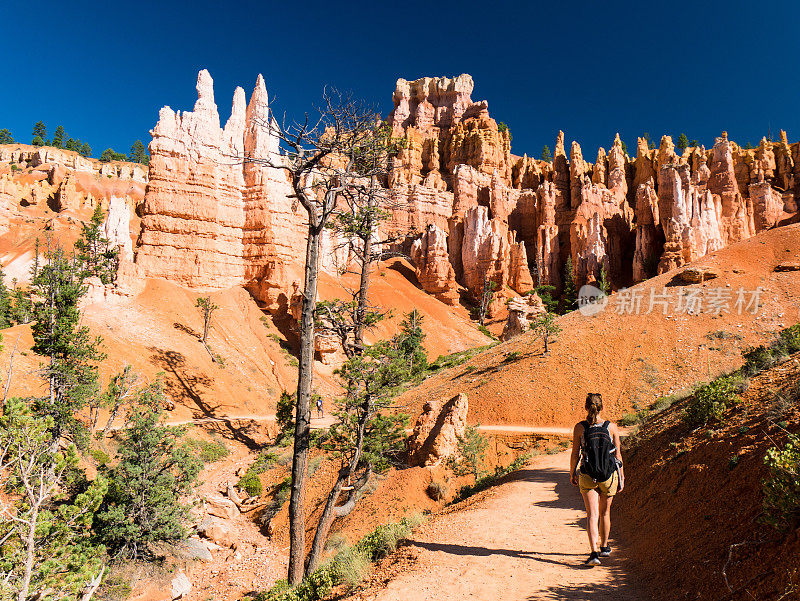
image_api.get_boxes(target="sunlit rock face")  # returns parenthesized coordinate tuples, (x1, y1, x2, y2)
(128, 70, 798, 313)
(134, 70, 306, 311)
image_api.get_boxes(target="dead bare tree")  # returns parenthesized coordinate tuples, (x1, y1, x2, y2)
(243, 89, 382, 584)
(195, 297, 219, 362)
(479, 275, 497, 326)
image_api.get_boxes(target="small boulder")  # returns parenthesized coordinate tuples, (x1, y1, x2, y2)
(408, 393, 469, 467)
(673, 267, 720, 284)
(178, 537, 213, 562)
(197, 516, 234, 547)
(171, 572, 191, 599)
(205, 493, 240, 520)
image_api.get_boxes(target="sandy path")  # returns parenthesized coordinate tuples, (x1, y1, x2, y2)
(373, 451, 641, 601)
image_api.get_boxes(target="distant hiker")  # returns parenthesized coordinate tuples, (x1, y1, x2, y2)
(316, 396, 324, 418)
(569, 392, 625, 566)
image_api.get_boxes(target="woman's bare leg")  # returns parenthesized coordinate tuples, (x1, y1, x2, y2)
(599, 494, 614, 547)
(580, 489, 600, 552)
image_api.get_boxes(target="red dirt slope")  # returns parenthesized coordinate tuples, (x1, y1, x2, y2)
(616, 352, 800, 600)
(395, 224, 800, 428)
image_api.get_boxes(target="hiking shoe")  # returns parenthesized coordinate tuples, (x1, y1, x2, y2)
(584, 551, 601, 566)
(599, 545, 612, 557)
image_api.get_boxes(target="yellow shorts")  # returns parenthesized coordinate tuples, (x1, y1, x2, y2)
(578, 471, 619, 496)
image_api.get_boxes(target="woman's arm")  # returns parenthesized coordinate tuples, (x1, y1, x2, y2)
(611, 422, 625, 491)
(569, 423, 582, 485)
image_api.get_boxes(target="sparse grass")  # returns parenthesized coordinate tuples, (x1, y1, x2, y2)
(324, 532, 348, 552)
(331, 546, 371, 587)
(504, 351, 521, 362)
(478, 325, 496, 340)
(706, 330, 743, 341)
(308, 455, 323, 477)
(254, 515, 425, 600)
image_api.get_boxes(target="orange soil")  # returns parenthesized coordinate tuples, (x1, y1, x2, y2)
(395, 224, 800, 429)
(616, 352, 800, 600)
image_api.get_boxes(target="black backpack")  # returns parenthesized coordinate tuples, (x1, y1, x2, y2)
(580, 420, 617, 482)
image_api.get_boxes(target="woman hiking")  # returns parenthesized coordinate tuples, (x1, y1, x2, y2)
(569, 392, 625, 566)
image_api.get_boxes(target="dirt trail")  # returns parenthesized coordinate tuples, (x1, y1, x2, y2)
(372, 451, 641, 601)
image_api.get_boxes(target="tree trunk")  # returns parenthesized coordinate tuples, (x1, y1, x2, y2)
(306, 400, 370, 574)
(18, 507, 38, 601)
(353, 204, 373, 353)
(288, 218, 322, 585)
(102, 402, 122, 437)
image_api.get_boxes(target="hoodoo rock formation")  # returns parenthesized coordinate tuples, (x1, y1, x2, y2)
(133, 70, 307, 311)
(54, 69, 795, 320)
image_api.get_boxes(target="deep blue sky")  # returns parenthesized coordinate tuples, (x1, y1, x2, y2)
(3, 0, 800, 159)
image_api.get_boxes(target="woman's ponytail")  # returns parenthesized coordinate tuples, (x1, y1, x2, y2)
(585, 393, 603, 423)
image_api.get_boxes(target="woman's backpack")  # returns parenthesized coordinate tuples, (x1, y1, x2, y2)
(580, 420, 617, 482)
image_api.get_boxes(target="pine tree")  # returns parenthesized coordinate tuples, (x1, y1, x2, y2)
(9, 281, 33, 325)
(95, 381, 202, 558)
(530, 311, 562, 353)
(395, 309, 427, 375)
(129, 140, 149, 165)
(0, 129, 14, 144)
(99, 148, 126, 163)
(561, 256, 578, 313)
(0, 267, 12, 328)
(80, 142, 92, 157)
(75, 205, 118, 283)
(676, 133, 689, 152)
(31, 238, 105, 444)
(453, 425, 489, 479)
(541, 145, 552, 162)
(195, 296, 219, 361)
(31, 135, 44, 147)
(305, 340, 409, 572)
(0, 399, 108, 601)
(32, 121, 47, 145)
(52, 125, 65, 148)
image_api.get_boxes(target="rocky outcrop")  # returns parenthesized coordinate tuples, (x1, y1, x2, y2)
(461, 205, 510, 301)
(134, 70, 305, 311)
(103, 196, 134, 262)
(408, 393, 469, 467)
(410, 224, 460, 305)
(502, 292, 546, 340)
(508, 241, 534, 294)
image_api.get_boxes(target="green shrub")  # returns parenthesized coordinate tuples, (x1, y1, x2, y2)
(685, 375, 741, 426)
(187, 438, 230, 463)
(238, 472, 263, 497)
(90, 448, 111, 465)
(357, 520, 412, 561)
(778, 324, 800, 354)
(762, 433, 800, 530)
